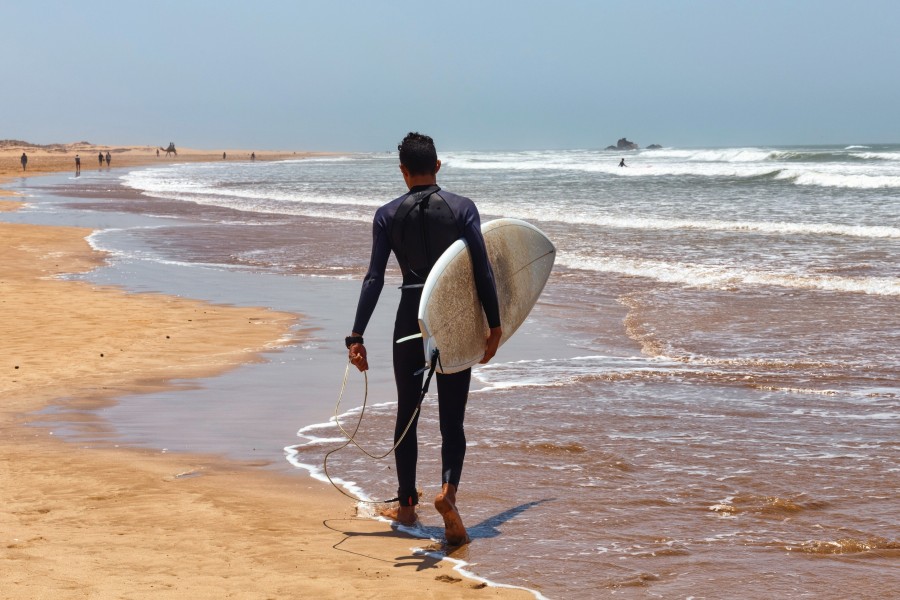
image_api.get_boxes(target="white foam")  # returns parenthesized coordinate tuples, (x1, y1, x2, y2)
(444, 150, 779, 178)
(499, 206, 900, 239)
(276, 156, 356, 164)
(777, 169, 900, 189)
(85, 227, 261, 272)
(122, 165, 379, 219)
(752, 386, 840, 396)
(473, 355, 683, 390)
(284, 447, 374, 501)
(558, 252, 900, 296)
(639, 147, 774, 163)
(285, 405, 549, 600)
(413, 551, 550, 600)
(850, 151, 900, 161)
(85, 226, 145, 253)
(285, 405, 385, 501)
(444, 148, 900, 191)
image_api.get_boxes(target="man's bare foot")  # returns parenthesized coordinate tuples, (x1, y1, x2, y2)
(434, 483, 470, 546)
(379, 504, 418, 526)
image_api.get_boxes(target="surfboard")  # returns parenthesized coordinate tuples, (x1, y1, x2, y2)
(416, 218, 555, 374)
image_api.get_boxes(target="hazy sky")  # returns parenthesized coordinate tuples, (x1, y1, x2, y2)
(3, 1, 898, 151)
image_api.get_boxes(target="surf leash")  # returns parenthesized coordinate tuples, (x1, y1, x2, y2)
(322, 348, 441, 505)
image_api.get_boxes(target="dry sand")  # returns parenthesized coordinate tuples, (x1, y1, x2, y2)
(0, 144, 530, 599)
(1, 140, 315, 178)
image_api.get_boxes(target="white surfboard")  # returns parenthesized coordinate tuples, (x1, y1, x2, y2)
(416, 218, 555, 374)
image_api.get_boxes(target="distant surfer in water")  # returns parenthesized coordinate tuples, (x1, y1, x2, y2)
(347, 132, 502, 546)
(619, 158, 627, 167)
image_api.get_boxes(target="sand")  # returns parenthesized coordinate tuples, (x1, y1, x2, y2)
(0, 143, 530, 599)
(0, 140, 317, 178)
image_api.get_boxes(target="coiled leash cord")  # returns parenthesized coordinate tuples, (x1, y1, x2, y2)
(323, 348, 440, 504)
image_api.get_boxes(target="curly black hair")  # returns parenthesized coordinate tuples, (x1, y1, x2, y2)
(398, 132, 438, 175)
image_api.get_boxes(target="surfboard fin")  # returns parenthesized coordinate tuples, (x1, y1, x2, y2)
(395, 332, 423, 344)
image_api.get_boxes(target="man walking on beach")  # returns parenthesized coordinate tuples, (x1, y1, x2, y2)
(75, 154, 81, 175)
(98, 152, 104, 169)
(20, 152, 27, 171)
(347, 132, 502, 546)
(105, 151, 111, 167)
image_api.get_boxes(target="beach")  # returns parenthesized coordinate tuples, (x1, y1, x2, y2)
(1, 144, 530, 599)
(2, 142, 898, 599)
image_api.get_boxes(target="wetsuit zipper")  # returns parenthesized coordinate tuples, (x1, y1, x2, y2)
(420, 194, 431, 277)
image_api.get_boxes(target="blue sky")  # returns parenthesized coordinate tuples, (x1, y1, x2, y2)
(3, 1, 898, 151)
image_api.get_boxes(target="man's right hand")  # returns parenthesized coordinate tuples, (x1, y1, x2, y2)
(349, 343, 369, 372)
(480, 326, 502, 364)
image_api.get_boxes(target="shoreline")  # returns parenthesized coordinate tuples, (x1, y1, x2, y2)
(1, 140, 328, 178)
(1, 150, 533, 598)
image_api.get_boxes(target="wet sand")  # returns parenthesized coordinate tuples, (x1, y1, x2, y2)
(0, 146, 531, 598)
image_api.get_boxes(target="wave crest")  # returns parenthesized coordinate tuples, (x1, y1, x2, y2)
(559, 253, 900, 296)
(786, 537, 900, 555)
(776, 170, 900, 189)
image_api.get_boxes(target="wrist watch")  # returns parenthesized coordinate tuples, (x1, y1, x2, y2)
(345, 335, 364, 348)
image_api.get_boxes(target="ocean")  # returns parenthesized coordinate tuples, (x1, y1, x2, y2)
(13, 145, 900, 598)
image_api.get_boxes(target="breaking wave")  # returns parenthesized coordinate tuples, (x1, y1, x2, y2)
(558, 253, 900, 296)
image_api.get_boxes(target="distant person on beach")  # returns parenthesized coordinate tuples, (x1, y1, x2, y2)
(223, 152, 226, 160)
(20, 152, 27, 171)
(619, 158, 627, 167)
(98, 152, 104, 168)
(75, 154, 81, 175)
(251, 152, 256, 161)
(347, 132, 501, 546)
(156, 148, 160, 157)
(105, 151, 111, 167)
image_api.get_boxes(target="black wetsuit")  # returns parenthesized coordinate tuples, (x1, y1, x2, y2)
(352, 185, 501, 506)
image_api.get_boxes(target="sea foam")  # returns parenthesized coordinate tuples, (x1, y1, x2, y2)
(558, 252, 900, 296)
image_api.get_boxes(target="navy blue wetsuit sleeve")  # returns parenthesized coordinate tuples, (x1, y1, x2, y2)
(351, 214, 391, 335)
(461, 203, 501, 329)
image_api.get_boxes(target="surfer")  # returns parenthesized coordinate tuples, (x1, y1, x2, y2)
(619, 158, 626, 167)
(346, 132, 502, 546)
